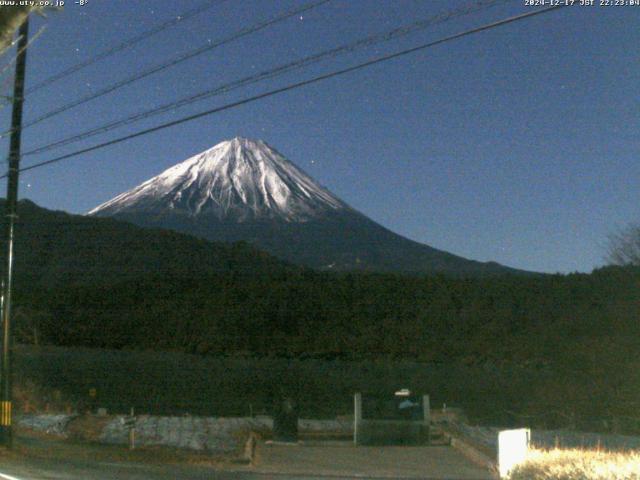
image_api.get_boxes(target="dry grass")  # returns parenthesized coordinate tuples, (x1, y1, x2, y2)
(509, 448, 640, 480)
(13, 379, 76, 414)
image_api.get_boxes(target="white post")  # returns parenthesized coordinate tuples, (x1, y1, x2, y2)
(423, 394, 431, 443)
(354, 392, 362, 445)
(422, 395, 430, 424)
(129, 407, 136, 450)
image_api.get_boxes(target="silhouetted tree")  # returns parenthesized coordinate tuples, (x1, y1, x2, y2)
(607, 223, 640, 266)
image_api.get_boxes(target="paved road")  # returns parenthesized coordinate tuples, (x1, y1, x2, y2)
(0, 458, 489, 480)
(254, 441, 495, 480)
(0, 438, 495, 480)
(0, 456, 241, 480)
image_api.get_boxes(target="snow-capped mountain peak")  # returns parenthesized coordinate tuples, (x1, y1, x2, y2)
(88, 137, 525, 276)
(89, 137, 347, 222)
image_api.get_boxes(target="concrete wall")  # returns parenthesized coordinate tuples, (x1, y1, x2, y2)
(17, 414, 353, 452)
(356, 419, 430, 445)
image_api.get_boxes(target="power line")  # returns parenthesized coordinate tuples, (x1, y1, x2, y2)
(23, 0, 509, 158)
(0, 25, 46, 82)
(0, 25, 46, 110)
(0, 25, 46, 112)
(0, 35, 21, 59)
(23, 0, 226, 96)
(2, 0, 331, 138)
(5, 5, 566, 179)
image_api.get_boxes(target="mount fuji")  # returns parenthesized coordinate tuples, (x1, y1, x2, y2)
(89, 137, 524, 276)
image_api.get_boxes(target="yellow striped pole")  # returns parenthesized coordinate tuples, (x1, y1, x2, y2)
(0, 15, 29, 448)
(0, 402, 11, 427)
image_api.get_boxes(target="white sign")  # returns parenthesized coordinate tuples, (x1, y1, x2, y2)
(498, 428, 530, 478)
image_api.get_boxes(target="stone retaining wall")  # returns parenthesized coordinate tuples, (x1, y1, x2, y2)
(18, 413, 77, 436)
(17, 414, 352, 453)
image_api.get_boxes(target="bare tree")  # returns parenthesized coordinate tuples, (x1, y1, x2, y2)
(607, 223, 640, 266)
(13, 306, 53, 346)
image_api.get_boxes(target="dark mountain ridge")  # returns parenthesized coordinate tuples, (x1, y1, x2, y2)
(1, 199, 289, 289)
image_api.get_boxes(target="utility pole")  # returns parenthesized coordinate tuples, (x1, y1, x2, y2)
(0, 16, 29, 448)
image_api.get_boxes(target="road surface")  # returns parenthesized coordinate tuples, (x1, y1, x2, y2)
(0, 437, 495, 480)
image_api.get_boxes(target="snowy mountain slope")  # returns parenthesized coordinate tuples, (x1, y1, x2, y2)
(90, 137, 529, 276)
(89, 137, 347, 222)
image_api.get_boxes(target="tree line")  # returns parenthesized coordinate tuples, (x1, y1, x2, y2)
(12, 265, 640, 432)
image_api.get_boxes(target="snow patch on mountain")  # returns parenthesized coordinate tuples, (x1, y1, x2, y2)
(89, 137, 348, 222)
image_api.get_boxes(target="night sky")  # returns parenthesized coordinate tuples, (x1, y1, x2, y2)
(1, 0, 638, 274)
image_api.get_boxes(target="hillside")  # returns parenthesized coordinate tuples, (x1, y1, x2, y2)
(1, 199, 290, 289)
(3, 199, 638, 433)
(13, 265, 640, 432)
